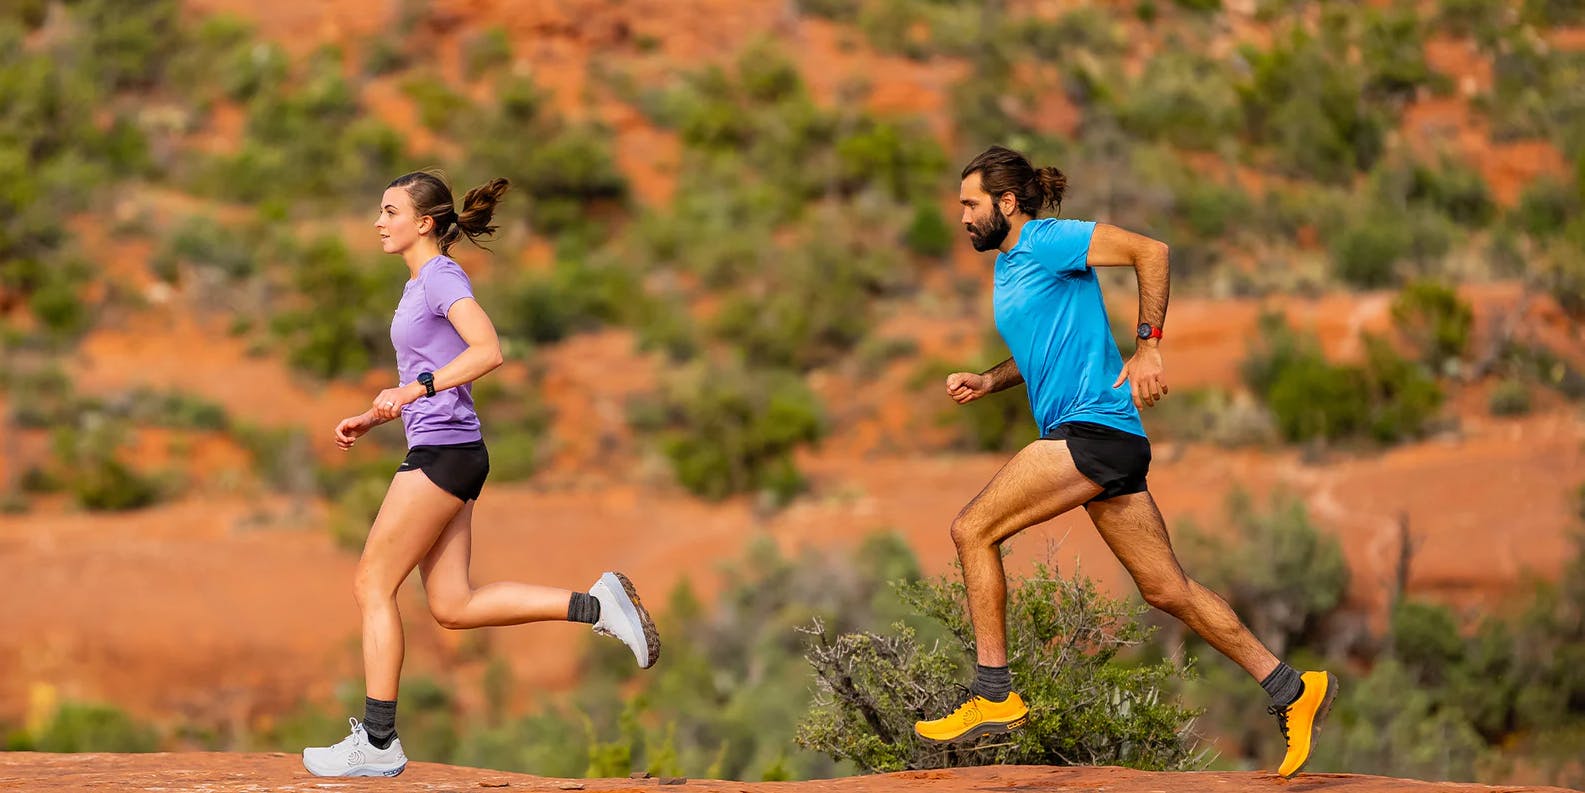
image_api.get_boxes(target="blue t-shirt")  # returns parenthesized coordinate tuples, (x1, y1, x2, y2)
(993, 218, 1145, 438)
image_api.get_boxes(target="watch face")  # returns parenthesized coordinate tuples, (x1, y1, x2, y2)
(1137, 323, 1152, 339)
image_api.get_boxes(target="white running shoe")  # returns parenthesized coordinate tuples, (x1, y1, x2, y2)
(589, 571, 661, 669)
(302, 718, 408, 778)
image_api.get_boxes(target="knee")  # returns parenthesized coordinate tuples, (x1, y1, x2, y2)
(949, 513, 988, 552)
(352, 564, 395, 611)
(1139, 578, 1193, 616)
(427, 594, 471, 630)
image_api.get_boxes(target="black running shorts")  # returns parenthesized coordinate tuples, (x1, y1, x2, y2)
(397, 441, 490, 502)
(1042, 421, 1151, 502)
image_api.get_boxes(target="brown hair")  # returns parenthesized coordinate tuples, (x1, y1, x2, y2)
(960, 145, 1066, 218)
(387, 171, 511, 254)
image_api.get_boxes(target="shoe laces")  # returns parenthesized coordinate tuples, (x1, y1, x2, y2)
(331, 718, 369, 751)
(1267, 704, 1291, 747)
(950, 685, 983, 726)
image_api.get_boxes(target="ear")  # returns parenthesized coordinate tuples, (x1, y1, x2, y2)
(416, 215, 433, 235)
(998, 191, 1017, 218)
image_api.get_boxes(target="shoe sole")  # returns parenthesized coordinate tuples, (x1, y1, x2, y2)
(915, 713, 1028, 746)
(1281, 672, 1339, 779)
(605, 571, 662, 669)
(302, 760, 407, 778)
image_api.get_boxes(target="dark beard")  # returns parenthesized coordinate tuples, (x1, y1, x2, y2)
(967, 209, 1010, 252)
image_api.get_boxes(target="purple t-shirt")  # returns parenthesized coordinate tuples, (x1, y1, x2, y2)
(391, 255, 483, 447)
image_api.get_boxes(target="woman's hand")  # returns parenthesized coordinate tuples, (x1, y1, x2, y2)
(371, 384, 423, 421)
(334, 412, 376, 450)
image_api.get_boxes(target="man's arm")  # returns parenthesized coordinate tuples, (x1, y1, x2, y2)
(981, 356, 1024, 392)
(1087, 223, 1170, 349)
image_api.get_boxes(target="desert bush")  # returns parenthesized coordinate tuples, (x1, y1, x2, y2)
(25, 701, 159, 753)
(1120, 48, 1242, 150)
(71, 0, 184, 91)
(1179, 489, 1349, 658)
(493, 256, 642, 346)
(902, 202, 954, 259)
(465, 26, 513, 79)
(630, 360, 823, 504)
(1243, 316, 1440, 443)
(1238, 27, 1386, 181)
(153, 215, 261, 283)
(1488, 379, 1533, 416)
(798, 560, 1203, 772)
(269, 236, 400, 380)
(51, 415, 162, 511)
(1390, 279, 1473, 370)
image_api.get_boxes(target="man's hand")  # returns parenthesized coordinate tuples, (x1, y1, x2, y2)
(946, 372, 995, 405)
(1113, 346, 1168, 408)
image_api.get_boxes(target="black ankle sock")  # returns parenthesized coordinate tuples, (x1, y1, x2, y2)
(970, 664, 1012, 703)
(568, 592, 601, 624)
(363, 697, 397, 749)
(1261, 663, 1304, 708)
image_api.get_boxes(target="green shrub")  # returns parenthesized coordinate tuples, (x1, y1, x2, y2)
(1238, 27, 1387, 181)
(1179, 490, 1349, 657)
(712, 208, 909, 371)
(1121, 49, 1242, 149)
(834, 120, 947, 203)
(270, 236, 400, 380)
(1243, 316, 1439, 444)
(363, 39, 408, 77)
(1240, 311, 1325, 399)
(1360, 334, 1444, 443)
(1359, 8, 1436, 101)
(798, 561, 1203, 772)
(29, 702, 159, 753)
(1390, 600, 1465, 687)
(72, 0, 184, 91)
(1437, 0, 1507, 44)
(402, 74, 472, 132)
(1390, 280, 1473, 369)
(1488, 378, 1533, 416)
(902, 202, 954, 258)
(1310, 660, 1490, 779)
(154, 216, 260, 282)
(52, 417, 163, 511)
(1512, 176, 1578, 239)
(465, 27, 513, 78)
(1331, 211, 1411, 288)
(494, 256, 641, 346)
(630, 360, 823, 504)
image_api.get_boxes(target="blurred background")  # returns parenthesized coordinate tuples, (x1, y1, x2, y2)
(0, 0, 1582, 787)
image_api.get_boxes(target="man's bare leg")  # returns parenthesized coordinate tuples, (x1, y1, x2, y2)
(915, 439, 1101, 744)
(1085, 491, 1338, 778)
(951, 440, 1103, 667)
(1083, 491, 1277, 679)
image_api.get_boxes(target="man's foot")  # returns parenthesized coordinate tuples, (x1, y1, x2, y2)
(1271, 670, 1339, 778)
(590, 571, 661, 669)
(302, 718, 407, 778)
(914, 692, 1029, 744)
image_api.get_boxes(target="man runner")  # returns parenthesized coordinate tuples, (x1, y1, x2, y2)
(912, 146, 1336, 778)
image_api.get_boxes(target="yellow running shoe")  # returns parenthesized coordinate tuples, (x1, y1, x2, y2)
(913, 692, 1029, 744)
(1272, 670, 1339, 778)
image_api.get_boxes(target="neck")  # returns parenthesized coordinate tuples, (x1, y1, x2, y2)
(999, 215, 1033, 254)
(403, 239, 443, 279)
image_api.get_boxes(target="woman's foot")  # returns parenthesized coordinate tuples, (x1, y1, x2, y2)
(589, 571, 661, 669)
(302, 718, 408, 778)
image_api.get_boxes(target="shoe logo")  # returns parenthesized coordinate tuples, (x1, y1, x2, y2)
(347, 750, 365, 766)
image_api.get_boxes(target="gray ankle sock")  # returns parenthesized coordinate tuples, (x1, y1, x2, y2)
(1261, 663, 1304, 707)
(970, 664, 1012, 703)
(363, 697, 397, 749)
(568, 592, 601, 624)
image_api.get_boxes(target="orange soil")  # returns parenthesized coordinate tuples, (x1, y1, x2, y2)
(6, 754, 1583, 793)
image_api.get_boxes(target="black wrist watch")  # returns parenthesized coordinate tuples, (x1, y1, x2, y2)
(417, 371, 436, 398)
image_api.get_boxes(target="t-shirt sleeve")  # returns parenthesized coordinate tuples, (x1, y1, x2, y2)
(1030, 219, 1097, 276)
(425, 263, 476, 318)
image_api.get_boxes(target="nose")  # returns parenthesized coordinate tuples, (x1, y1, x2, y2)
(961, 209, 973, 227)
